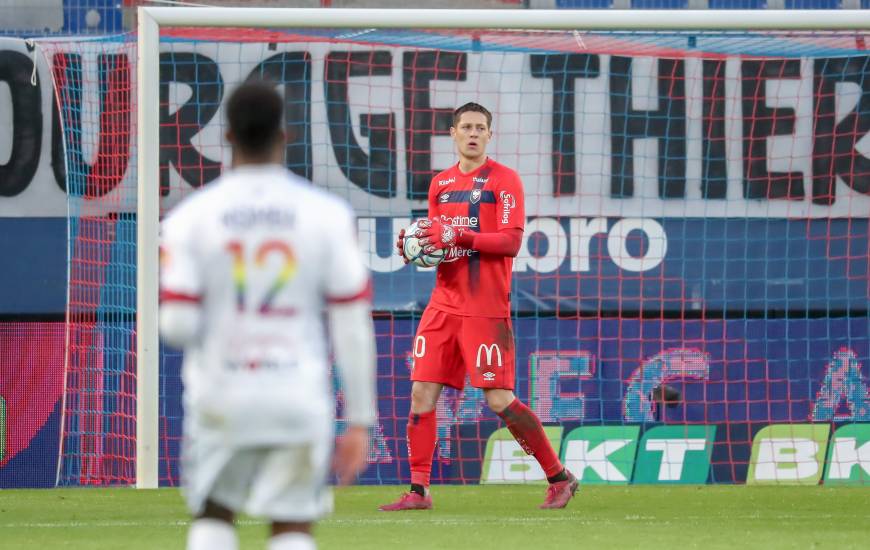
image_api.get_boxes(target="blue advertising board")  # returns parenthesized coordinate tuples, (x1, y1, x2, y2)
(2, 217, 866, 315)
(367, 216, 870, 313)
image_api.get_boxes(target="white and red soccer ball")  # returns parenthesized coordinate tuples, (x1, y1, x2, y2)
(402, 220, 446, 268)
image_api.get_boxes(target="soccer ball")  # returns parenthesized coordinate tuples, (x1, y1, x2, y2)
(402, 221, 446, 268)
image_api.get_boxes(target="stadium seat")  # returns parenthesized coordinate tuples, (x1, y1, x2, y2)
(62, 0, 124, 34)
(631, 0, 689, 7)
(784, 0, 842, 7)
(555, 0, 615, 8)
(708, 0, 767, 8)
(554, 0, 863, 6)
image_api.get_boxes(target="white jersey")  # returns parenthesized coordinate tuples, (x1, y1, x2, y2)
(160, 164, 370, 446)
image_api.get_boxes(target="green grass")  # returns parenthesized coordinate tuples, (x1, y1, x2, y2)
(1, 485, 868, 549)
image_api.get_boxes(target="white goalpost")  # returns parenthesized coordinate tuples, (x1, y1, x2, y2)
(135, 7, 870, 489)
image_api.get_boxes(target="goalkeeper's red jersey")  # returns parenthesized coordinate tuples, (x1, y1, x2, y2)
(426, 157, 525, 318)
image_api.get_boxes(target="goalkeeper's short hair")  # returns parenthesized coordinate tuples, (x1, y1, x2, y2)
(226, 81, 283, 156)
(453, 102, 492, 129)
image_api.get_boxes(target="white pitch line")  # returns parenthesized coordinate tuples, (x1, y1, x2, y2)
(326, 517, 610, 526)
(5, 513, 855, 531)
(1, 520, 190, 529)
(0, 519, 262, 529)
(1, 516, 603, 530)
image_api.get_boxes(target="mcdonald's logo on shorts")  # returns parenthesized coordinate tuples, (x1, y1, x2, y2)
(476, 344, 503, 368)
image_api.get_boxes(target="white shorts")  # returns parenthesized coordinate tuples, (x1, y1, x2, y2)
(182, 434, 333, 522)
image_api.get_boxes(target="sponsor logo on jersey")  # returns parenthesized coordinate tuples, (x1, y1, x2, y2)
(438, 177, 455, 186)
(470, 188, 482, 204)
(441, 246, 476, 263)
(440, 214, 478, 228)
(476, 343, 503, 368)
(499, 191, 516, 224)
(472, 177, 489, 184)
(439, 192, 450, 203)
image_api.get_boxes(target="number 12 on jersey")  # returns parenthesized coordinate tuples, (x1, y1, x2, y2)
(226, 239, 297, 316)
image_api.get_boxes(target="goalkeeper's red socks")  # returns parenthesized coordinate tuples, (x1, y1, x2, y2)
(497, 398, 564, 479)
(407, 409, 437, 489)
(405, 401, 563, 484)
(379, 409, 435, 511)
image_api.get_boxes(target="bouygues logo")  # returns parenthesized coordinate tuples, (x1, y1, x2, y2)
(747, 424, 831, 485)
(481, 426, 564, 484)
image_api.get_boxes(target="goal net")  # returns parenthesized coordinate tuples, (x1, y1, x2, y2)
(43, 8, 870, 488)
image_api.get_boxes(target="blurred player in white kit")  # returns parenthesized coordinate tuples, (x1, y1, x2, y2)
(159, 82, 377, 550)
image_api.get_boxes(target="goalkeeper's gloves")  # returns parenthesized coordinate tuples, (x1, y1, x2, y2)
(395, 228, 410, 264)
(415, 217, 461, 254)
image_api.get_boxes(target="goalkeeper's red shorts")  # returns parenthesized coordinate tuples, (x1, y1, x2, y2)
(409, 306, 515, 391)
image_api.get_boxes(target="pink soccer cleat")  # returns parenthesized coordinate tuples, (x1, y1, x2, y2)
(539, 470, 579, 509)
(378, 491, 433, 511)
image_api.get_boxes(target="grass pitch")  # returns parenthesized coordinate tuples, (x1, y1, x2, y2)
(1, 485, 868, 549)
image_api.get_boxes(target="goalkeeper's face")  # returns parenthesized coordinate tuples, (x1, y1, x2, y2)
(451, 111, 491, 162)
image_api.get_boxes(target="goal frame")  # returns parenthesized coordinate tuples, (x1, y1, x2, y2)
(135, 6, 870, 489)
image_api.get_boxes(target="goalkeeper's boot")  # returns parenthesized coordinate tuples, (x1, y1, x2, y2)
(378, 491, 433, 511)
(539, 470, 578, 509)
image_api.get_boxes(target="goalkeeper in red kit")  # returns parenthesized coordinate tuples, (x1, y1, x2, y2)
(380, 103, 577, 511)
